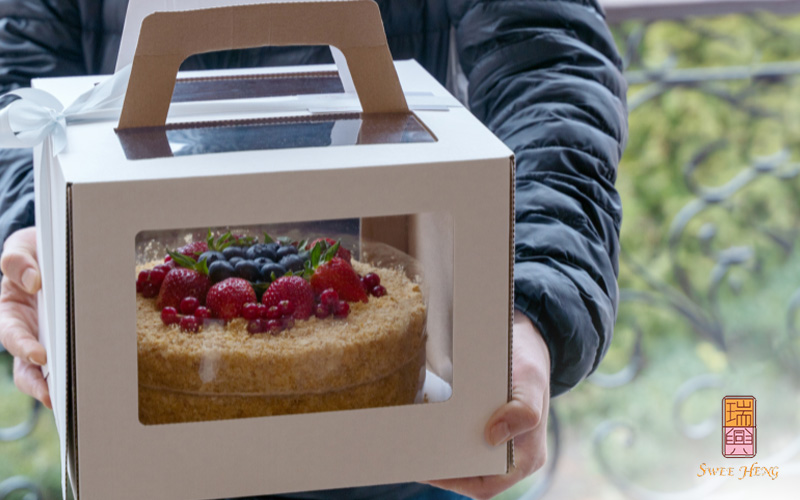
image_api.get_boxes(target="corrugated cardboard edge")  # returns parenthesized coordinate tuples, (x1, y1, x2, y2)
(119, 1, 408, 129)
(65, 184, 79, 499)
(507, 154, 516, 472)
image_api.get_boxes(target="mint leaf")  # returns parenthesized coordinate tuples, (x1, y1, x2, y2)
(263, 232, 275, 244)
(167, 250, 210, 275)
(310, 242, 322, 268)
(323, 241, 340, 263)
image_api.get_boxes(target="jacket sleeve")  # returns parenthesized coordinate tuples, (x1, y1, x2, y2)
(447, 0, 627, 396)
(0, 0, 85, 248)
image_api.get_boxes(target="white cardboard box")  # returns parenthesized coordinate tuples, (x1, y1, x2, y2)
(32, 2, 514, 499)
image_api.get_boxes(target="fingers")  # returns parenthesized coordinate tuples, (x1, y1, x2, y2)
(0, 283, 45, 366)
(1, 320, 46, 365)
(13, 356, 52, 409)
(1, 227, 40, 294)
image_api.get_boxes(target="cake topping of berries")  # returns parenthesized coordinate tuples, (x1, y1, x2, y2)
(311, 257, 368, 303)
(143, 231, 376, 334)
(262, 276, 315, 320)
(156, 268, 211, 310)
(206, 277, 257, 321)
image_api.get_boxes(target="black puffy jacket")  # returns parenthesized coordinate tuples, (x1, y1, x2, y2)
(0, 0, 626, 397)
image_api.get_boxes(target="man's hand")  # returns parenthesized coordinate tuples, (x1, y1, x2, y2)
(426, 310, 550, 500)
(0, 227, 51, 408)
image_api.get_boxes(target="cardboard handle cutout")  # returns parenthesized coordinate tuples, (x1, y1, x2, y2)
(118, 1, 408, 129)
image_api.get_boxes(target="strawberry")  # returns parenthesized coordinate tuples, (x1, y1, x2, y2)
(156, 268, 211, 310)
(306, 238, 351, 263)
(206, 278, 256, 321)
(177, 241, 208, 258)
(310, 257, 368, 303)
(262, 276, 315, 320)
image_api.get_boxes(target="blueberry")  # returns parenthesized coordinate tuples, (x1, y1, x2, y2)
(261, 263, 286, 281)
(298, 251, 310, 263)
(228, 256, 243, 266)
(222, 246, 245, 260)
(247, 244, 277, 261)
(280, 254, 305, 273)
(208, 261, 236, 284)
(277, 245, 299, 258)
(264, 243, 279, 254)
(198, 251, 225, 266)
(235, 260, 262, 282)
(245, 245, 260, 260)
(254, 257, 273, 268)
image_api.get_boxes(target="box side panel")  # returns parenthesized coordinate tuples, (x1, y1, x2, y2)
(65, 184, 79, 499)
(507, 155, 516, 471)
(71, 158, 511, 499)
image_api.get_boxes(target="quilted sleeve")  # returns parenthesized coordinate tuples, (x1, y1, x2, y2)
(448, 0, 628, 395)
(0, 0, 84, 249)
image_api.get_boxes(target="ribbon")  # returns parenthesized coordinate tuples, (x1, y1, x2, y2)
(0, 65, 132, 154)
(0, 64, 458, 156)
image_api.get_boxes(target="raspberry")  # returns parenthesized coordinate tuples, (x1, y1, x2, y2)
(141, 282, 159, 298)
(266, 306, 281, 320)
(180, 315, 200, 333)
(311, 257, 368, 303)
(138, 270, 150, 285)
(194, 306, 211, 320)
(206, 278, 257, 321)
(315, 304, 330, 319)
(153, 264, 173, 274)
(149, 269, 167, 287)
(136, 281, 144, 293)
(242, 303, 260, 321)
(256, 303, 268, 319)
(180, 296, 200, 315)
(156, 268, 210, 310)
(363, 273, 380, 289)
(262, 276, 315, 320)
(320, 288, 339, 309)
(161, 307, 179, 325)
(371, 285, 387, 297)
(333, 301, 350, 319)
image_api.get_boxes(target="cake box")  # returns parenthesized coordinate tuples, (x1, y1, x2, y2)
(31, 1, 515, 499)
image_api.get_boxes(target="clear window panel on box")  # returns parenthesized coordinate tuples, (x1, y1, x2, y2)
(135, 215, 452, 425)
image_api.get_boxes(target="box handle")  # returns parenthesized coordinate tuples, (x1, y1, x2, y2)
(118, 0, 409, 130)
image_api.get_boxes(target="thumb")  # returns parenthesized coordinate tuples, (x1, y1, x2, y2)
(485, 388, 544, 447)
(1, 228, 40, 294)
(485, 310, 550, 446)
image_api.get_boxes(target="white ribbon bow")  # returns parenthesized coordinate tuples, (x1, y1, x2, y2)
(0, 65, 132, 154)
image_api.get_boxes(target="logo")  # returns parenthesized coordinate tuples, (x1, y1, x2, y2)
(722, 396, 756, 458)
